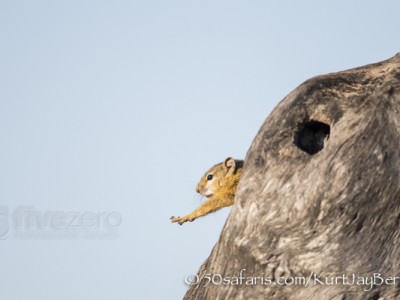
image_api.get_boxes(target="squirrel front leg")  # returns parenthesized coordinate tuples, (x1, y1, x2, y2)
(170, 194, 233, 225)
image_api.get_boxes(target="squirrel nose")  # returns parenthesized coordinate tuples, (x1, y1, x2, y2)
(196, 187, 200, 193)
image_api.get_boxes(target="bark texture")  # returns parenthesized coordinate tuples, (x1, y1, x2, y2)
(184, 53, 400, 300)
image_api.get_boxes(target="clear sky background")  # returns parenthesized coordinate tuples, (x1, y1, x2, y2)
(1, 1, 399, 299)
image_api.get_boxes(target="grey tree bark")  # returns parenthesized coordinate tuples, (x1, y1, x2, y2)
(184, 54, 400, 300)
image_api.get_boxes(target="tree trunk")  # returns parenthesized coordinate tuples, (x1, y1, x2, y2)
(184, 53, 400, 300)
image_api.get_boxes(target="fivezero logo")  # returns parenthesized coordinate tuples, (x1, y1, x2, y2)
(0, 206, 121, 240)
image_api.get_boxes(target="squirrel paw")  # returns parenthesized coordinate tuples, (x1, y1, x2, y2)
(170, 216, 195, 225)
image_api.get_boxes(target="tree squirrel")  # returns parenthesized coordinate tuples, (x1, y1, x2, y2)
(170, 157, 243, 225)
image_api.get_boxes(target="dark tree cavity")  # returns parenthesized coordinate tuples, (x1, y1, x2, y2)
(293, 120, 330, 154)
(184, 53, 400, 300)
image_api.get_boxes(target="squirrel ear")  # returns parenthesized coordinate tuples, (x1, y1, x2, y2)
(223, 157, 236, 172)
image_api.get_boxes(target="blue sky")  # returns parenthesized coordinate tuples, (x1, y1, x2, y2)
(1, 1, 400, 299)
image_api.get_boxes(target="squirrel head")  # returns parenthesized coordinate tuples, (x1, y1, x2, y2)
(196, 157, 243, 198)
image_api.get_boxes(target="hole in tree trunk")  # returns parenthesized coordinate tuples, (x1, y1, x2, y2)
(294, 120, 330, 155)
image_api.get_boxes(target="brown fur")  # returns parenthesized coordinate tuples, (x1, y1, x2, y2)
(171, 157, 243, 225)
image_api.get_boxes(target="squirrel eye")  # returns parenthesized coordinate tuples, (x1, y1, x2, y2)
(206, 174, 213, 181)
